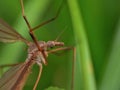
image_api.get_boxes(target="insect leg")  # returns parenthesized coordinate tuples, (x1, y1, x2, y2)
(33, 63, 43, 90)
(31, 1, 63, 31)
(20, 0, 32, 30)
(48, 47, 76, 90)
(20, 0, 63, 32)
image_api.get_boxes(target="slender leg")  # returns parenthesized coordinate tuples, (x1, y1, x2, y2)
(20, 0, 63, 32)
(33, 63, 43, 90)
(20, 0, 32, 30)
(55, 26, 67, 41)
(32, 1, 63, 31)
(71, 47, 76, 90)
(48, 47, 76, 90)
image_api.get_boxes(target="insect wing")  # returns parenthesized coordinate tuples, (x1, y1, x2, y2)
(0, 19, 27, 43)
(0, 63, 26, 90)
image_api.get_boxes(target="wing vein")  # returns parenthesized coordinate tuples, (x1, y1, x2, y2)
(0, 63, 26, 89)
(0, 29, 19, 38)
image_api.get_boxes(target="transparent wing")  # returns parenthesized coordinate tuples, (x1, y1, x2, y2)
(0, 63, 24, 90)
(0, 63, 26, 90)
(0, 63, 31, 90)
(0, 19, 28, 43)
(0, 63, 25, 90)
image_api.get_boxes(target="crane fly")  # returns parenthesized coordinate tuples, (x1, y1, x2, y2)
(0, 0, 76, 90)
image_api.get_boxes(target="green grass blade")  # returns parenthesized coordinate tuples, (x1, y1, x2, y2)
(67, 0, 97, 90)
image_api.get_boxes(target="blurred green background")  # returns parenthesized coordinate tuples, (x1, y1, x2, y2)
(0, 0, 120, 90)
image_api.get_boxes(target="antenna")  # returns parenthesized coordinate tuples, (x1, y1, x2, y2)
(55, 26, 68, 41)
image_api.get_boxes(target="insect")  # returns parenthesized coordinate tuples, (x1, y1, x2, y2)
(0, 0, 76, 90)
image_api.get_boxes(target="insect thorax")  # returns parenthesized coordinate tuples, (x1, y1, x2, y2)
(26, 41, 64, 64)
(26, 41, 47, 64)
